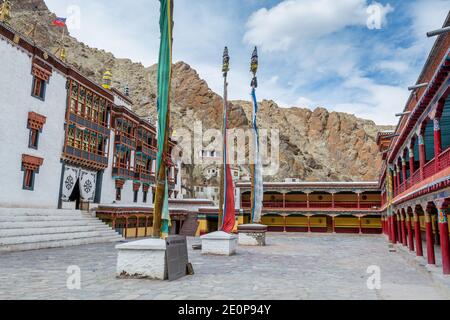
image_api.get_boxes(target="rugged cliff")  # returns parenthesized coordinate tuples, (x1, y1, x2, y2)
(6, 0, 392, 183)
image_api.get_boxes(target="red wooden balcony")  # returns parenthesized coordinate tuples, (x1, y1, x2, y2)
(393, 147, 450, 197)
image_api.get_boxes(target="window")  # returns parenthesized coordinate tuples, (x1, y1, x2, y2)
(21, 154, 43, 191)
(28, 128, 39, 149)
(23, 169, 35, 190)
(116, 188, 121, 201)
(133, 190, 138, 203)
(31, 77, 46, 100)
(143, 191, 148, 203)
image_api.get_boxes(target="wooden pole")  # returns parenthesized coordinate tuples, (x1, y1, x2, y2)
(152, 0, 173, 238)
(218, 74, 227, 230)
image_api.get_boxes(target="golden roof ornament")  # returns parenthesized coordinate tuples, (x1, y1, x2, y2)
(0, 0, 12, 24)
(102, 69, 112, 89)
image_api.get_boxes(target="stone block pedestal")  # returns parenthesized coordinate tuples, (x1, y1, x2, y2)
(238, 224, 267, 246)
(201, 231, 237, 256)
(116, 239, 167, 280)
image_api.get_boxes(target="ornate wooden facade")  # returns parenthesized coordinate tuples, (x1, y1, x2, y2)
(378, 15, 450, 275)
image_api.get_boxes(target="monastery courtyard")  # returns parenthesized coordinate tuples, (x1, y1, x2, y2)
(0, 233, 449, 300)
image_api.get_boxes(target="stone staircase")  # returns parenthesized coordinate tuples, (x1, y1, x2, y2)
(0, 208, 124, 253)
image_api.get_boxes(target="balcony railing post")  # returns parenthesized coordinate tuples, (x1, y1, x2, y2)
(434, 118, 442, 173)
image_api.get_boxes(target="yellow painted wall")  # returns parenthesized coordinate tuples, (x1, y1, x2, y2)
(335, 217, 359, 227)
(361, 217, 381, 228)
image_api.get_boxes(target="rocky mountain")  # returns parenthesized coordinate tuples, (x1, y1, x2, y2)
(6, 0, 393, 183)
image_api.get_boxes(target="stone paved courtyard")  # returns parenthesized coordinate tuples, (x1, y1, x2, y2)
(0, 233, 448, 300)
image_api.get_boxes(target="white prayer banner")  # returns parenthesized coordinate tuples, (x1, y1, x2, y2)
(79, 169, 97, 202)
(62, 166, 80, 201)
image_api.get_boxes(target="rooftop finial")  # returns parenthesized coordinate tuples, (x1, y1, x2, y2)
(0, 0, 12, 24)
(102, 69, 112, 90)
(222, 46, 230, 77)
(250, 46, 258, 88)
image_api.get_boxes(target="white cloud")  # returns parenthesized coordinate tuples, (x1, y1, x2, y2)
(243, 0, 393, 51)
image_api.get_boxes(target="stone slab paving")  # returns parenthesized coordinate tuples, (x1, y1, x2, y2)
(0, 233, 448, 300)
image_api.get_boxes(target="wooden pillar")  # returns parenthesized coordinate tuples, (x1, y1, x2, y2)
(282, 192, 286, 208)
(125, 217, 128, 239)
(332, 193, 335, 209)
(332, 216, 336, 233)
(358, 216, 362, 235)
(418, 133, 426, 180)
(283, 214, 287, 233)
(397, 213, 402, 243)
(409, 149, 415, 177)
(392, 214, 398, 244)
(392, 171, 397, 195)
(434, 118, 442, 172)
(425, 211, 436, 265)
(436, 201, 450, 274)
(145, 217, 149, 237)
(112, 215, 116, 229)
(357, 193, 361, 209)
(406, 212, 414, 252)
(136, 216, 139, 238)
(307, 216, 311, 233)
(401, 212, 407, 246)
(306, 193, 310, 209)
(414, 212, 423, 257)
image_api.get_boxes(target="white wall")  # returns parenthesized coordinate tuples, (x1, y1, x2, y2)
(0, 38, 67, 208)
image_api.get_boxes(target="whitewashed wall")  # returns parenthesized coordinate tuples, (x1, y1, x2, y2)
(0, 38, 67, 208)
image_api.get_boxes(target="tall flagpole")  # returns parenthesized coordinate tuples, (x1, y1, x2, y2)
(250, 47, 263, 224)
(153, 0, 174, 239)
(218, 47, 230, 230)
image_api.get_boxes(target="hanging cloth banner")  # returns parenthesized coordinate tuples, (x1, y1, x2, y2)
(79, 169, 97, 202)
(153, 0, 173, 239)
(251, 88, 264, 223)
(61, 165, 80, 201)
(160, 172, 172, 238)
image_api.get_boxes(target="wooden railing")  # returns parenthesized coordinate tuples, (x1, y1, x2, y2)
(242, 201, 380, 210)
(393, 147, 450, 197)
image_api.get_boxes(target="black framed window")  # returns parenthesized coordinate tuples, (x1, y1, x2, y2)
(28, 128, 40, 149)
(31, 76, 46, 100)
(116, 188, 121, 201)
(22, 168, 36, 191)
(143, 191, 148, 203)
(133, 190, 138, 203)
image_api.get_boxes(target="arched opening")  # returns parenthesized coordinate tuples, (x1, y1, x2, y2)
(438, 96, 450, 151)
(423, 119, 435, 162)
(412, 136, 420, 173)
(397, 158, 403, 184)
(404, 149, 411, 179)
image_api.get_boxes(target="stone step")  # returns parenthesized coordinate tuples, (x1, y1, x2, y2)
(0, 225, 119, 238)
(0, 219, 106, 229)
(0, 208, 82, 216)
(0, 230, 121, 246)
(0, 215, 101, 222)
(0, 235, 124, 253)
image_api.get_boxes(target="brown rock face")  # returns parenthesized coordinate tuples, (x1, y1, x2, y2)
(7, 0, 393, 183)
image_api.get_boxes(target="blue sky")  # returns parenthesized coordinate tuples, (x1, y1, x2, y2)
(45, 0, 450, 125)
